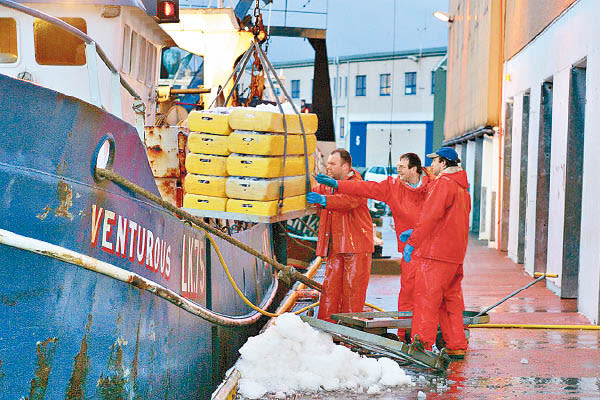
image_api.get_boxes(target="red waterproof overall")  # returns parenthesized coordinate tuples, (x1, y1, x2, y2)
(337, 174, 430, 337)
(313, 169, 374, 322)
(406, 168, 471, 351)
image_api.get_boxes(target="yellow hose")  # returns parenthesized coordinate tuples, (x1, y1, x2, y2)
(470, 323, 600, 330)
(365, 303, 386, 312)
(294, 301, 320, 314)
(206, 232, 281, 318)
(207, 235, 598, 329)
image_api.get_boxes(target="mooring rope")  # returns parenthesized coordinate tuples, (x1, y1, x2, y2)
(95, 168, 323, 292)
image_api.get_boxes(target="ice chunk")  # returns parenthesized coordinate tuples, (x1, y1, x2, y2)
(236, 313, 412, 398)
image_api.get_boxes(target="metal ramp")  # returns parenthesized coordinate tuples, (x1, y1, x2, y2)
(300, 316, 451, 373)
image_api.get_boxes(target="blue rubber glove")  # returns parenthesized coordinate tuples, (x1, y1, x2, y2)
(403, 244, 414, 263)
(306, 192, 327, 208)
(399, 229, 413, 243)
(315, 174, 338, 189)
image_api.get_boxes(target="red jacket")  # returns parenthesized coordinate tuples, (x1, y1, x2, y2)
(337, 172, 431, 252)
(407, 167, 471, 264)
(313, 169, 374, 257)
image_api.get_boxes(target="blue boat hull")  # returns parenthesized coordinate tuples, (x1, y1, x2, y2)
(0, 74, 278, 398)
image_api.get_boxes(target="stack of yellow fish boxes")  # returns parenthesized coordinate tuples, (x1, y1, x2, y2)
(183, 107, 318, 217)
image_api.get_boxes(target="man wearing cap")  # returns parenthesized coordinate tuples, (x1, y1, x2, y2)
(315, 153, 431, 340)
(402, 146, 471, 359)
(306, 149, 374, 322)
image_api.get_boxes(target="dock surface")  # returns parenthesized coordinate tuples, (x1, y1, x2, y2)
(295, 219, 600, 399)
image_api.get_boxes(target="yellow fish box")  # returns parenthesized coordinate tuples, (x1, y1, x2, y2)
(226, 175, 307, 201)
(185, 153, 228, 176)
(188, 133, 230, 156)
(226, 154, 314, 178)
(227, 195, 307, 217)
(228, 109, 318, 134)
(184, 174, 227, 197)
(228, 131, 317, 156)
(183, 194, 228, 212)
(187, 110, 232, 135)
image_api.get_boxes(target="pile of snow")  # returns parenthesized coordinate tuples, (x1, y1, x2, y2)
(237, 313, 413, 399)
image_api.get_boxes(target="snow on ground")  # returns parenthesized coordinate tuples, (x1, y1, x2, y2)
(237, 313, 414, 399)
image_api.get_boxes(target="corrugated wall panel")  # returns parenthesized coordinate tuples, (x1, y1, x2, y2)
(444, 0, 503, 140)
(504, 0, 578, 61)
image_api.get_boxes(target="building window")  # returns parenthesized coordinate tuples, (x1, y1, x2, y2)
(121, 25, 131, 73)
(137, 37, 147, 82)
(405, 72, 417, 95)
(380, 73, 391, 96)
(333, 78, 337, 98)
(431, 71, 436, 94)
(129, 31, 138, 76)
(344, 76, 348, 97)
(339, 117, 345, 138)
(145, 42, 157, 85)
(356, 75, 366, 96)
(34, 17, 87, 65)
(0, 18, 18, 63)
(291, 79, 300, 98)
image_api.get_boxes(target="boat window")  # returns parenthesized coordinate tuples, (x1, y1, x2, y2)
(129, 30, 138, 76)
(160, 47, 204, 85)
(121, 24, 131, 74)
(137, 37, 147, 82)
(0, 18, 18, 63)
(34, 17, 87, 66)
(145, 42, 157, 85)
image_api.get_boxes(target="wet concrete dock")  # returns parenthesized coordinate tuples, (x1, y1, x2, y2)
(365, 220, 600, 399)
(276, 218, 599, 399)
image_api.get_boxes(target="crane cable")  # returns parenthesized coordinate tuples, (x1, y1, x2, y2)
(386, 0, 397, 177)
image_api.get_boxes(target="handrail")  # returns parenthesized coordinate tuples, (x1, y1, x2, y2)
(0, 0, 141, 100)
(0, 228, 277, 326)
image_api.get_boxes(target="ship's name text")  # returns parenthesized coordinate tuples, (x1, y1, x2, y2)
(90, 204, 171, 279)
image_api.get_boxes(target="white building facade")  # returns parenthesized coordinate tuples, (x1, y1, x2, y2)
(273, 47, 447, 169)
(502, 0, 600, 323)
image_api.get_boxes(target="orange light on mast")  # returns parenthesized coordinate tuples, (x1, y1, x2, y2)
(163, 2, 175, 17)
(157, 0, 179, 23)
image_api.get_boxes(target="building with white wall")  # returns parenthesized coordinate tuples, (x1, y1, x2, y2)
(502, 0, 599, 323)
(442, 0, 599, 324)
(272, 47, 447, 169)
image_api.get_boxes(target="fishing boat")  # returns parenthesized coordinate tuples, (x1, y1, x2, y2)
(0, 0, 316, 397)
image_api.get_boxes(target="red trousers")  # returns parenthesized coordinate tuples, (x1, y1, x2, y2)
(397, 258, 415, 339)
(317, 252, 372, 322)
(411, 256, 468, 351)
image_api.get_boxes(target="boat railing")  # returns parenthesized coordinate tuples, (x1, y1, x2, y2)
(0, 0, 143, 123)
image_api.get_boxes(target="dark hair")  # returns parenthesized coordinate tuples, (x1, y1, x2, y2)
(399, 153, 423, 174)
(331, 148, 352, 166)
(439, 157, 459, 168)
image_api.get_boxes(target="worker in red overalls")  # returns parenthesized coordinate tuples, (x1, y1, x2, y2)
(307, 149, 373, 322)
(316, 153, 431, 340)
(403, 147, 471, 360)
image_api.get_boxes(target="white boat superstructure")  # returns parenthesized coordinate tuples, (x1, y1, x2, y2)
(0, 0, 179, 127)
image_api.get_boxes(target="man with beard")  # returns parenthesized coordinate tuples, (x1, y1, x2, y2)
(306, 149, 373, 322)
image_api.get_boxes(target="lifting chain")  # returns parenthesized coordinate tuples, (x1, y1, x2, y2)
(232, 0, 267, 106)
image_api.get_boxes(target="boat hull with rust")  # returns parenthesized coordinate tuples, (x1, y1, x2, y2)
(0, 74, 278, 399)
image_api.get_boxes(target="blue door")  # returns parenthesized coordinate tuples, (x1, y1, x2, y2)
(349, 122, 367, 168)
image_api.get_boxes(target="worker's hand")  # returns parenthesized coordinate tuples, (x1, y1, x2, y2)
(399, 229, 413, 243)
(403, 244, 414, 263)
(306, 192, 327, 208)
(315, 174, 338, 189)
